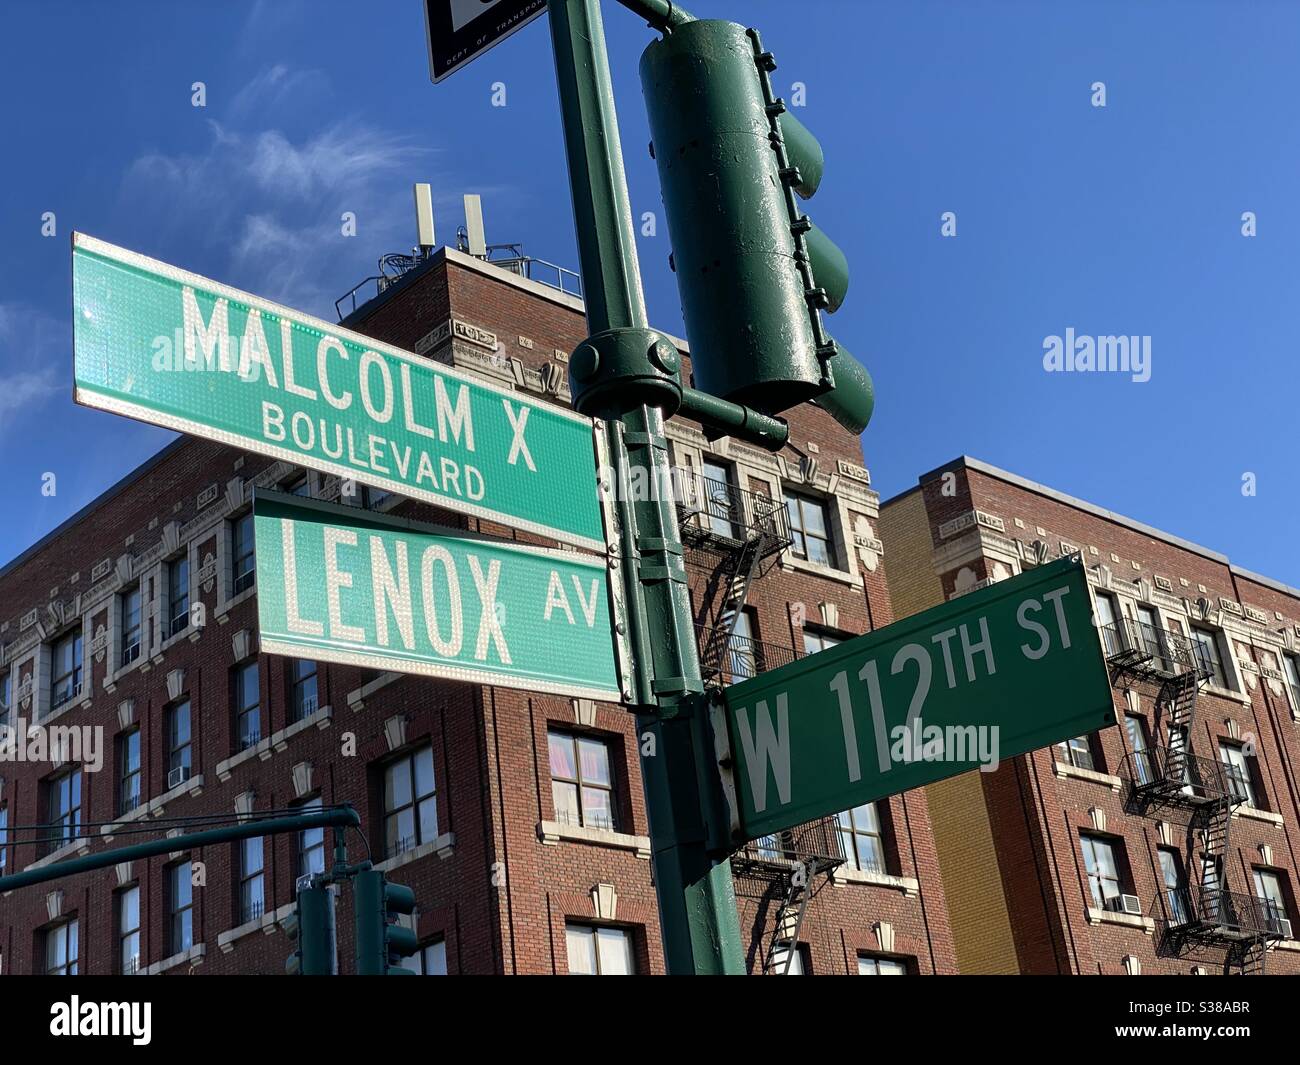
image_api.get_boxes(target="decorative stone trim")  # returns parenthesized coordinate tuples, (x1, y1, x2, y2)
(24, 837, 90, 872)
(829, 865, 920, 897)
(144, 943, 206, 975)
(1087, 908, 1155, 934)
(217, 913, 280, 953)
(347, 672, 401, 712)
(1234, 806, 1284, 827)
(383, 715, 408, 753)
(101, 774, 205, 841)
(1053, 761, 1123, 792)
(537, 821, 651, 860)
(374, 833, 456, 872)
(216, 704, 333, 782)
(591, 883, 618, 921)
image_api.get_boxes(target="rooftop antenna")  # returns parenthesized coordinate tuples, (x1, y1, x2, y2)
(413, 183, 435, 257)
(463, 194, 487, 258)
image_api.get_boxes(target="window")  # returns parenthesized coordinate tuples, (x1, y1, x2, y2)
(0, 806, 7, 872)
(565, 924, 634, 975)
(1219, 742, 1258, 808)
(290, 659, 319, 722)
(120, 587, 142, 665)
(118, 729, 142, 815)
(858, 954, 907, 975)
(700, 459, 739, 538)
(1057, 734, 1097, 771)
(1080, 834, 1126, 910)
(231, 513, 256, 594)
(118, 886, 141, 974)
(52, 629, 84, 708)
(771, 942, 810, 975)
(383, 746, 438, 856)
(0, 670, 9, 729)
(1094, 593, 1122, 656)
(1190, 625, 1230, 688)
(1124, 715, 1152, 786)
(44, 920, 79, 975)
(400, 939, 448, 975)
(1159, 848, 1191, 926)
(1253, 870, 1290, 933)
(1284, 653, 1300, 711)
(168, 557, 190, 637)
(1168, 725, 1194, 795)
(168, 862, 194, 955)
(166, 701, 192, 785)
(727, 610, 757, 681)
(836, 802, 886, 874)
(46, 769, 82, 855)
(1135, 604, 1166, 666)
(784, 491, 834, 566)
(548, 731, 615, 831)
(297, 797, 326, 879)
(802, 627, 842, 656)
(239, 837, 265, 924)
(233, 662, 260, 750)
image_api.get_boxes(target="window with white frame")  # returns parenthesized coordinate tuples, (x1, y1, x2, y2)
(700, 459, 739, 538)
(1190, 625, 1230, 688)
(1218, 742, 1259, 808)
(168, 556, 190, 638)
(783, 490, 835, 567)
(1057, 734, 1098, 772)
(399, 939, 448, 975)
(297, 797, 326, 878)
(1124, 715, 1152, 786)
(44, 919, 79, 975)
(383, 745, 438, 857)
(168, 862, 194, 955)
(1253, 869, 1291, 933)
(118, 886, 141, 974)
(0, 669, 9, 729)
(231, 512, 256, 595)
(835, 802, 886, 874)
(1094, 592, 1122, 656)
(548, 731, 616, 831)
(858, 954, 907, 975)
(120, 586, 142, 665)
(565, 923, 635, 975)
(45, 769, 82, 856)
(1080, 833, 1128, 910)
(118, 728, 142, 815)
(0, 805, 7, 872)
(771, 942, 810, 975)
(1158, 848, 1191, 926)
(232, 661, 260, 750)
(52, 628, 84, 708)
(289, 659, 318, 722)
(166, 700, 192, 785)
(802, 626, 842, 656)
(1284, 653, 1300, 711)
(239, 836, 265, 924)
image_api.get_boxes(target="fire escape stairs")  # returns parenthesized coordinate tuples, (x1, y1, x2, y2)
(698, 535, 766, 683)
(763, 863, 816, 975)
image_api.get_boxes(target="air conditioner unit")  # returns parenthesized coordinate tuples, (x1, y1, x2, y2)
(168, 765, 191, 790)
(1276, 918, 1293, 939)
(1120, 894, 1142, 915)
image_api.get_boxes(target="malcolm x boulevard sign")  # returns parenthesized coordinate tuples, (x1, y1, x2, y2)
(719, 556, 1115, 841)
(254, 492, 621, 701)
(71, 233, 604, 550)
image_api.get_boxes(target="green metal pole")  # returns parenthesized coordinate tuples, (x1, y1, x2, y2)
(547, 0, 744, 975)
(0, 807, 360, 893)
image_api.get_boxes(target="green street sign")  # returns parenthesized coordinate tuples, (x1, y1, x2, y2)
(719, 555, 1114, 842)
(72, 233, 606, 550)
(253, 492, 621, 701)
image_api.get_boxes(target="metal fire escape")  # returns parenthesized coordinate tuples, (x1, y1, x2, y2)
(1110, 617, 1285, 974)
(673, 465, 845, 972)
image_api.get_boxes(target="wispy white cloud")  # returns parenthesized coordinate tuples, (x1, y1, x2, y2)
(0, 303, 64, 434)
(229, 63, 329, 121)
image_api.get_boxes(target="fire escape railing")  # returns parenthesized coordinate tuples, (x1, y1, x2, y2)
(1101, 618, 1213, 684)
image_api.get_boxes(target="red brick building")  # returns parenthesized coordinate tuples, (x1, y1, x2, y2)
(0, 247, 956, 975)
(882, 456, 1300, 975)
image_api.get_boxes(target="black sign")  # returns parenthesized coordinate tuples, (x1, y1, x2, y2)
(424, 0, 548, 83)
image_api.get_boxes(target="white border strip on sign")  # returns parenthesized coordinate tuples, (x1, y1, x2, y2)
(70, 231, 603, 553)
(425, 0, 548, 83)
(260, 636, 621, 703)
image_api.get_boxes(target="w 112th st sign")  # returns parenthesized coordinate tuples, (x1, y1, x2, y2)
(254, 492, 620, 701)
(719, 556, 1114, 842)
(72, 233, 604, 550)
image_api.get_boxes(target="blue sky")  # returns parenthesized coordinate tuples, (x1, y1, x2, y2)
(1, 0, 1294, 584)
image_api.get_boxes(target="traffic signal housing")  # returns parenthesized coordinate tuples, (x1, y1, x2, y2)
(640, 20, 874, 434)
(287, 882, 336, 975)
(353, 869, 419, 975)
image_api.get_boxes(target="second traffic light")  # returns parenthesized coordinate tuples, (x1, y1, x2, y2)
(641, 19, 874, 434)
(353, 869, 419, 975)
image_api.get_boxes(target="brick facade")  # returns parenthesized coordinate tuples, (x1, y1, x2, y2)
(881, 456, 1300, 975)
(0, 250, 956, 976)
